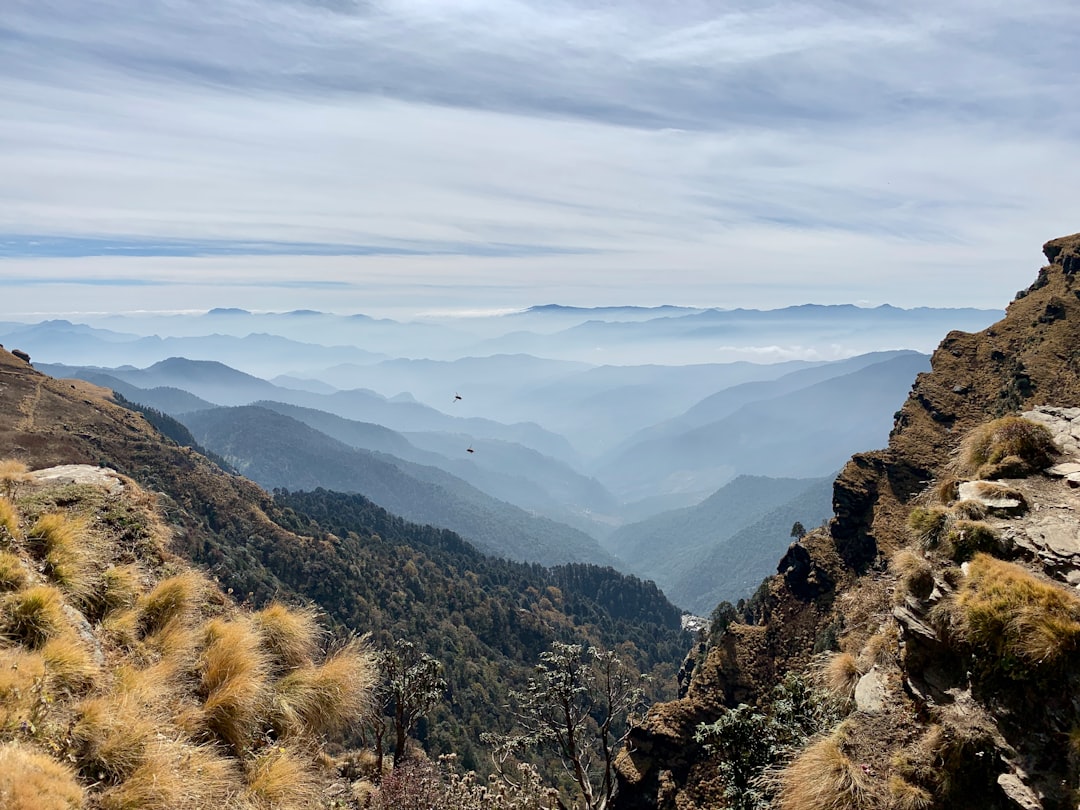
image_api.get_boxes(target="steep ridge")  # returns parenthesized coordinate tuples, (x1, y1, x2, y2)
(613, 233, 1080, 810)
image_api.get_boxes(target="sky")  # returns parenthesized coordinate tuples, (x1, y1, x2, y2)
(2, 0, 1079, 319)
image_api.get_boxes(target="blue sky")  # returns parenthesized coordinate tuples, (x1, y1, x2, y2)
(2, 0, 1078, 318)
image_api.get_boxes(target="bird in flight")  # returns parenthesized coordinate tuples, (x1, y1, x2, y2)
(453, 393, 462, 402)
(466, 447, 474, 454)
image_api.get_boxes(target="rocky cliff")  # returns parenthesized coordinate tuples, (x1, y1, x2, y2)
(615, 232, 1080, 810)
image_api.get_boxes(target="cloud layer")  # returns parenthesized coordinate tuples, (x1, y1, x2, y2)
(2, 0, 1078, 316)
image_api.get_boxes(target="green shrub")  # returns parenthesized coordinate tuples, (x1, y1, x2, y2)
(907, 507, 951, 549)
(942, 521, 1004, 562)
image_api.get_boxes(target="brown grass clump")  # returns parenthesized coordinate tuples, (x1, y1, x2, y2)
(92, 564, 143, 621)
(941, 520, 1005, 562)
(954, 554, 1080, 672)
(776, 722, 875, 810)
(951, 499, 987, 520)
(906, 506, 951, 549)
(887, 773, 933, 810)
(72, 694, 159, 783)
(272, 638, 376, 738)
(0, 550, 28, 591)
(0, 648, 47, 736)
(97, 741, 238, 810)
(137, 570, 210, 637)
(3, 584, 68, 648)
(246, 745, 324, 809)
(824, 652, 861, 702)
(0, 742, 85, 810)
(41, 633, 100, 694)
(934, 477, 960, 505)
(890, 549, 935, 602)
(960, 416, 1057, 479)
(253, 602, 323, 672)
(0, 496, 22, 542)
(199, 617, 273, 752)
(860, 625, 899, 669)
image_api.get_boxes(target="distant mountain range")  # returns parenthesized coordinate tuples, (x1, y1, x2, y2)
(14, 301, 990, 605)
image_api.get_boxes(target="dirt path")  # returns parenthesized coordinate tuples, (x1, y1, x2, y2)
(16, 376, 43, 431)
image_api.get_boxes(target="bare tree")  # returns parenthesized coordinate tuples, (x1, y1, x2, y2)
(485, 642, 647, 810)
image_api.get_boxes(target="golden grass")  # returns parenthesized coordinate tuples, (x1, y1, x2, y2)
(0, 648, 47, 736)
(272, 638, 375, 739)
(72, 694, 158, 783)
(28, 513, 95, 604)
(887, 774, 933, 810)
(137, 570, 210, 637)
(97, 741, 239, 810)
(934, 477, 960, 505)
(94, 564, 143, 620)
(0, 550, 28, 592)
(860, 625, 899, 669)
(199, 617, 272, 752)
(254, 602, 323, 672)
(776, 723, 874, 810)
(955, 554, 1080, 670)
(3, 584, 68, 648)
(246, 746, 324, 809)
(890, 549, 934, 601)
(41, 632, 100, 694)
(824, 652, 861, 701)
(0, 496, 21, 542)
(0, 742, 85, 810)
(960, 416, 1057, 479)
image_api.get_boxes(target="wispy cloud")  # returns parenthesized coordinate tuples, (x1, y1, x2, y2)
(1, 0, 1078, 315)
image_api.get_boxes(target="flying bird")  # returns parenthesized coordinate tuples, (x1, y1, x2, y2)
(466, 447, 474, 454)
(453, 393, 462, 402)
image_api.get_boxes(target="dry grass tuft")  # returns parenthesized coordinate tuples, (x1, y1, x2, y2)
(934, 477, 960, 505)
(28, 513, 95, 604)
(951, 499, 987, 520)
(0, 496, 22, 542)
(0, 742, 85, 810)
(0, 648, 47, 735)
(137, 570, 210, 637)
(246, 745, 324, 809)
(272, 638, 376, 738)
(890, 549, 935, 601)
(0, 550, 29, 592)
(72, 694, 158, 783)
(41, 633, 100, 694)
(906, 506, 951, 550)
(954, 554, 1080, 672)
(253, 602, 323, 672)
(97, 740, 239, 810)
(942, 520, 1004, 562)
(824, 652, 862, 702)
(3, 584, 68, 648)
(960, 416, 1058, 479)
(89, 564, 143, 621)
(860, 624, 899, 669)
(199, 617, 273, 752)
(887, 774, 933, 810)
(776, 722, 874, 810)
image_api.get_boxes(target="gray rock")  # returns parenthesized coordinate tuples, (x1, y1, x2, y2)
(854, 666, 887, 714)
(997, 773, 1042, 810)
